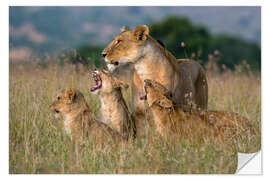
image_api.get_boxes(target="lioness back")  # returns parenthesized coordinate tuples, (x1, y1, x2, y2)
(177, 59, 208, 110)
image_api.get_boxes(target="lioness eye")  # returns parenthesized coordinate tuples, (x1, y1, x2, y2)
(116, 40, 121, 44)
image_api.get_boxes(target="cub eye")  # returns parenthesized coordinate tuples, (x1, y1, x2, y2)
(57, 96, 61, 101)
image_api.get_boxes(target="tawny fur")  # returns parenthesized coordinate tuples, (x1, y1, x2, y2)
(143, 79, 254, 149)
(49, 88, 122, 144)
(90, 69, 136, 140)
(102, 25, 208, 136)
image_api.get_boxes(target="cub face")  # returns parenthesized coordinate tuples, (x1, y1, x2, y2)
(90, 69, 129, 94)
(102, 25, 149, 72)
(49, 88, 79, 117)
(144, 79, 173, 109)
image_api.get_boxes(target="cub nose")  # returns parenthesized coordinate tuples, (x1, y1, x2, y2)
(102, 53, 107, 57)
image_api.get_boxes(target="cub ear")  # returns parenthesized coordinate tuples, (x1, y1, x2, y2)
(121, 26, 130, 32)
(133, 25, 149, 41)
(113, 78, 129, 89)
(158, 96, 173, 108)
(67, 88, 77, 103)
(147, 95, 158, 108)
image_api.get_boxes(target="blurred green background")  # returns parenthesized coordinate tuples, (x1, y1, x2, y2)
(9, 6, 261, 71)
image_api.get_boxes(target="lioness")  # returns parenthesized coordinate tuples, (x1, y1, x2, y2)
(49, 88, 122, 143)
(102, 25, 208, 136)
(90, 69, 136, 140)
(143, 79, 255, 152)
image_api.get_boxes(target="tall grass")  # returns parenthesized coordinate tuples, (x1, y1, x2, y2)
(9, 61, 260, 174)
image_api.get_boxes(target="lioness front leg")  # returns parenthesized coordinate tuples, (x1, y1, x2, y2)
(132, 91, 156, 138)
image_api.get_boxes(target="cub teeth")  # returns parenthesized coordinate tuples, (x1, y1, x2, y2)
(90, 70, 102, 92)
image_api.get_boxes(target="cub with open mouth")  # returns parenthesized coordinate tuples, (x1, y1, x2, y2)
(90, 69, 136, 140)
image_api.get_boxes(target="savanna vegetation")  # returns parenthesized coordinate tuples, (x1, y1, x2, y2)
(9, 58, 260, 174)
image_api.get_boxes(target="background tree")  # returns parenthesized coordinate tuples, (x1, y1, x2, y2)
(66, 46, 104, 70)
(150, 16, 261, 71)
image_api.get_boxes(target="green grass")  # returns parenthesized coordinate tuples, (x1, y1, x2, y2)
(9, 62, 261, 174)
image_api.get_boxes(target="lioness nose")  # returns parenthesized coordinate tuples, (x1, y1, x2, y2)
(102, 53, 107, 57)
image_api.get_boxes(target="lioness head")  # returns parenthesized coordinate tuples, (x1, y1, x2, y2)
(143, 79, 173, 109)
(90, 69, 129, 94)
(50, 88, 86, 118)
(102, 25, 149, 72)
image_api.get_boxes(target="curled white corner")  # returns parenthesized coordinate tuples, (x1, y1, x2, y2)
(236, 151, 262, 174)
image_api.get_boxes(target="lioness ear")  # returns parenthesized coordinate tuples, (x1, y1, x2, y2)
(113, 78, 129, 89)
(133, 25, 149, 41)
(121, 26, 130, 32)
(67, 88, 76, 102)
(158, 96, 173, 108)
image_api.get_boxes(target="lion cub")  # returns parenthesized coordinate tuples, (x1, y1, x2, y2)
(143, 79, 253, 146)
(50, 88, 122, 143)
(90, 69, 136, 140)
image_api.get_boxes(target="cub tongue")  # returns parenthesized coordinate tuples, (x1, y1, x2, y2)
(139, 92, 146, 100)
(90, 87, 96, 92)
(90, 71, 102, 92)
(90, 80, 102, 92)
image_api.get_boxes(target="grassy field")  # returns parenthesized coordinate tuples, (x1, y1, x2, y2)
(9, 61, 261, 174)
